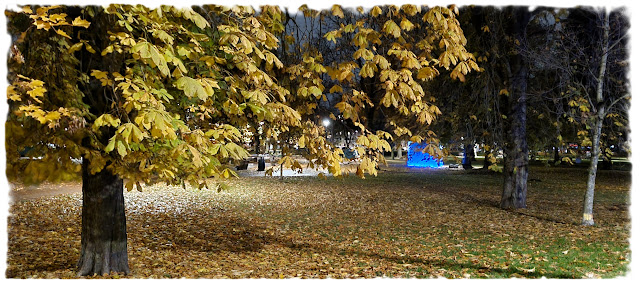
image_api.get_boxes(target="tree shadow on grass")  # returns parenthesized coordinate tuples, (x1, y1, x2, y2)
(8, 212, 277, 277)
(367, 251, 575, 278)
(427, 183, 581, 226)
(8, 210, 578, 278)
(132, 212, 577, 278)
(286, 240, 576, 278)
(129, 212, 280, 253)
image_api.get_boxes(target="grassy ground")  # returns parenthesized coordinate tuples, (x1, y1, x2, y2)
(6, 164, 630, 278)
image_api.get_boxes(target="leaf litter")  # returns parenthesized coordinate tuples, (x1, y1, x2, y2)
(6, 166, 630, 278)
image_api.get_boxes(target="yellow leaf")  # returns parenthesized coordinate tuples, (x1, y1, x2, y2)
(329, 85, 343, 94)
(55, 29, 71, 39)
(579, 105, 589, 112)
(324, 31, 338, 43)
(116, 140, 127, 157)
(298, 135, 306, 148)
(383, 20, 401, 38)
(35, 20, 52, 30)
(93, 114, 121, 130)
(105, 136, 116, 153)
(83, 42, 95, 53)
(359, 62, 376, 78)
(331, 5, 344, 18)
(72, 17, 91, 28)
(356, 135, 370, 146)
(417, 67, 438, 80)
(132, 41, 170, 76)
(44, 111, 61, 122)
(176, 76, 208, 100)
(182, 8, 209, 29)
(91, 69, 113, 86)
(371, 6, 382, 17)
(188, 145, 203, 167)
(7, 86, 21, 101)
(353, 48, 374, 61)
(26, 86, 46, 102)
(309, 86, 323, 97)
(400, 18, 414, 31)
(68, 42, 83, 53)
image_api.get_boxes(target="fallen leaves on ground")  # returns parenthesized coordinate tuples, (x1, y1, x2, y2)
(6, 165, 630, 278)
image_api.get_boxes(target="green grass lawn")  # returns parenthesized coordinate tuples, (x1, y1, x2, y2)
(7, 165, 630, 278)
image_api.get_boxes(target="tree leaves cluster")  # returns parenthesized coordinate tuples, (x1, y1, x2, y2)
(6, 4, 480, 188)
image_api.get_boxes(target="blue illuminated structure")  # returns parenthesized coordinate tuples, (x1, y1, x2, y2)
(406, 141, 443, 168)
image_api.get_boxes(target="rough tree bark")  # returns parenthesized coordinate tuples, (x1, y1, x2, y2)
(77, 158, 129, 276)
(501, 7, 530, 209)
(501, 105, 528, 209)
(501, 65, 529, 209)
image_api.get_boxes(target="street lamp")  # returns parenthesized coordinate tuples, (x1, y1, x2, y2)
(322, 118, 332, 144)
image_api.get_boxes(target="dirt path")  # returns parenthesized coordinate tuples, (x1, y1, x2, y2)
(9, 182, 82, 203)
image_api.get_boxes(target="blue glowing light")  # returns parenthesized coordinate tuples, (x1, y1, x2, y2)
(406, 141, 443, 168)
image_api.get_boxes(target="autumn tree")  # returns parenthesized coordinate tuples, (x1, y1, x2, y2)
(254, 4, 481, 176)
(6, 4, 309, 275)
(321, 4, 480, 174)
(6, 4, 479, 276)
(502, 6, 629, 223)
(547, 8, 629, 225)
(428, 6, 532, 206)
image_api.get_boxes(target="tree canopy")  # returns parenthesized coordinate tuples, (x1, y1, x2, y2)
(6, 4, 478, 189)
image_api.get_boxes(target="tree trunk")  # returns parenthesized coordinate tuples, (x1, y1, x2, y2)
(397, 142, 403, 160)
(553, 146, 560, 164)
(501, 120, 529, 209)
(470, 145, 476, 161)
(77, 158, 129, 276)
(582, 11, 610, 226)
(391, 143, 396, 160)
(254, 133, 261, 154)
(483, 149, 491, 169)
(462, 143, 474, 170)
(501, 7, 529, 209)
(501, 82, 529, 209)
(583, 114, 603, 226)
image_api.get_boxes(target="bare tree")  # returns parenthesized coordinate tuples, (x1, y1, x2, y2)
(527, 7, 629, 225)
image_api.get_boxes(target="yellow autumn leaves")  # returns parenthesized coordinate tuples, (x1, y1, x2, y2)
(7, 4, 482, 190)
(8, 76, 71, 129)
